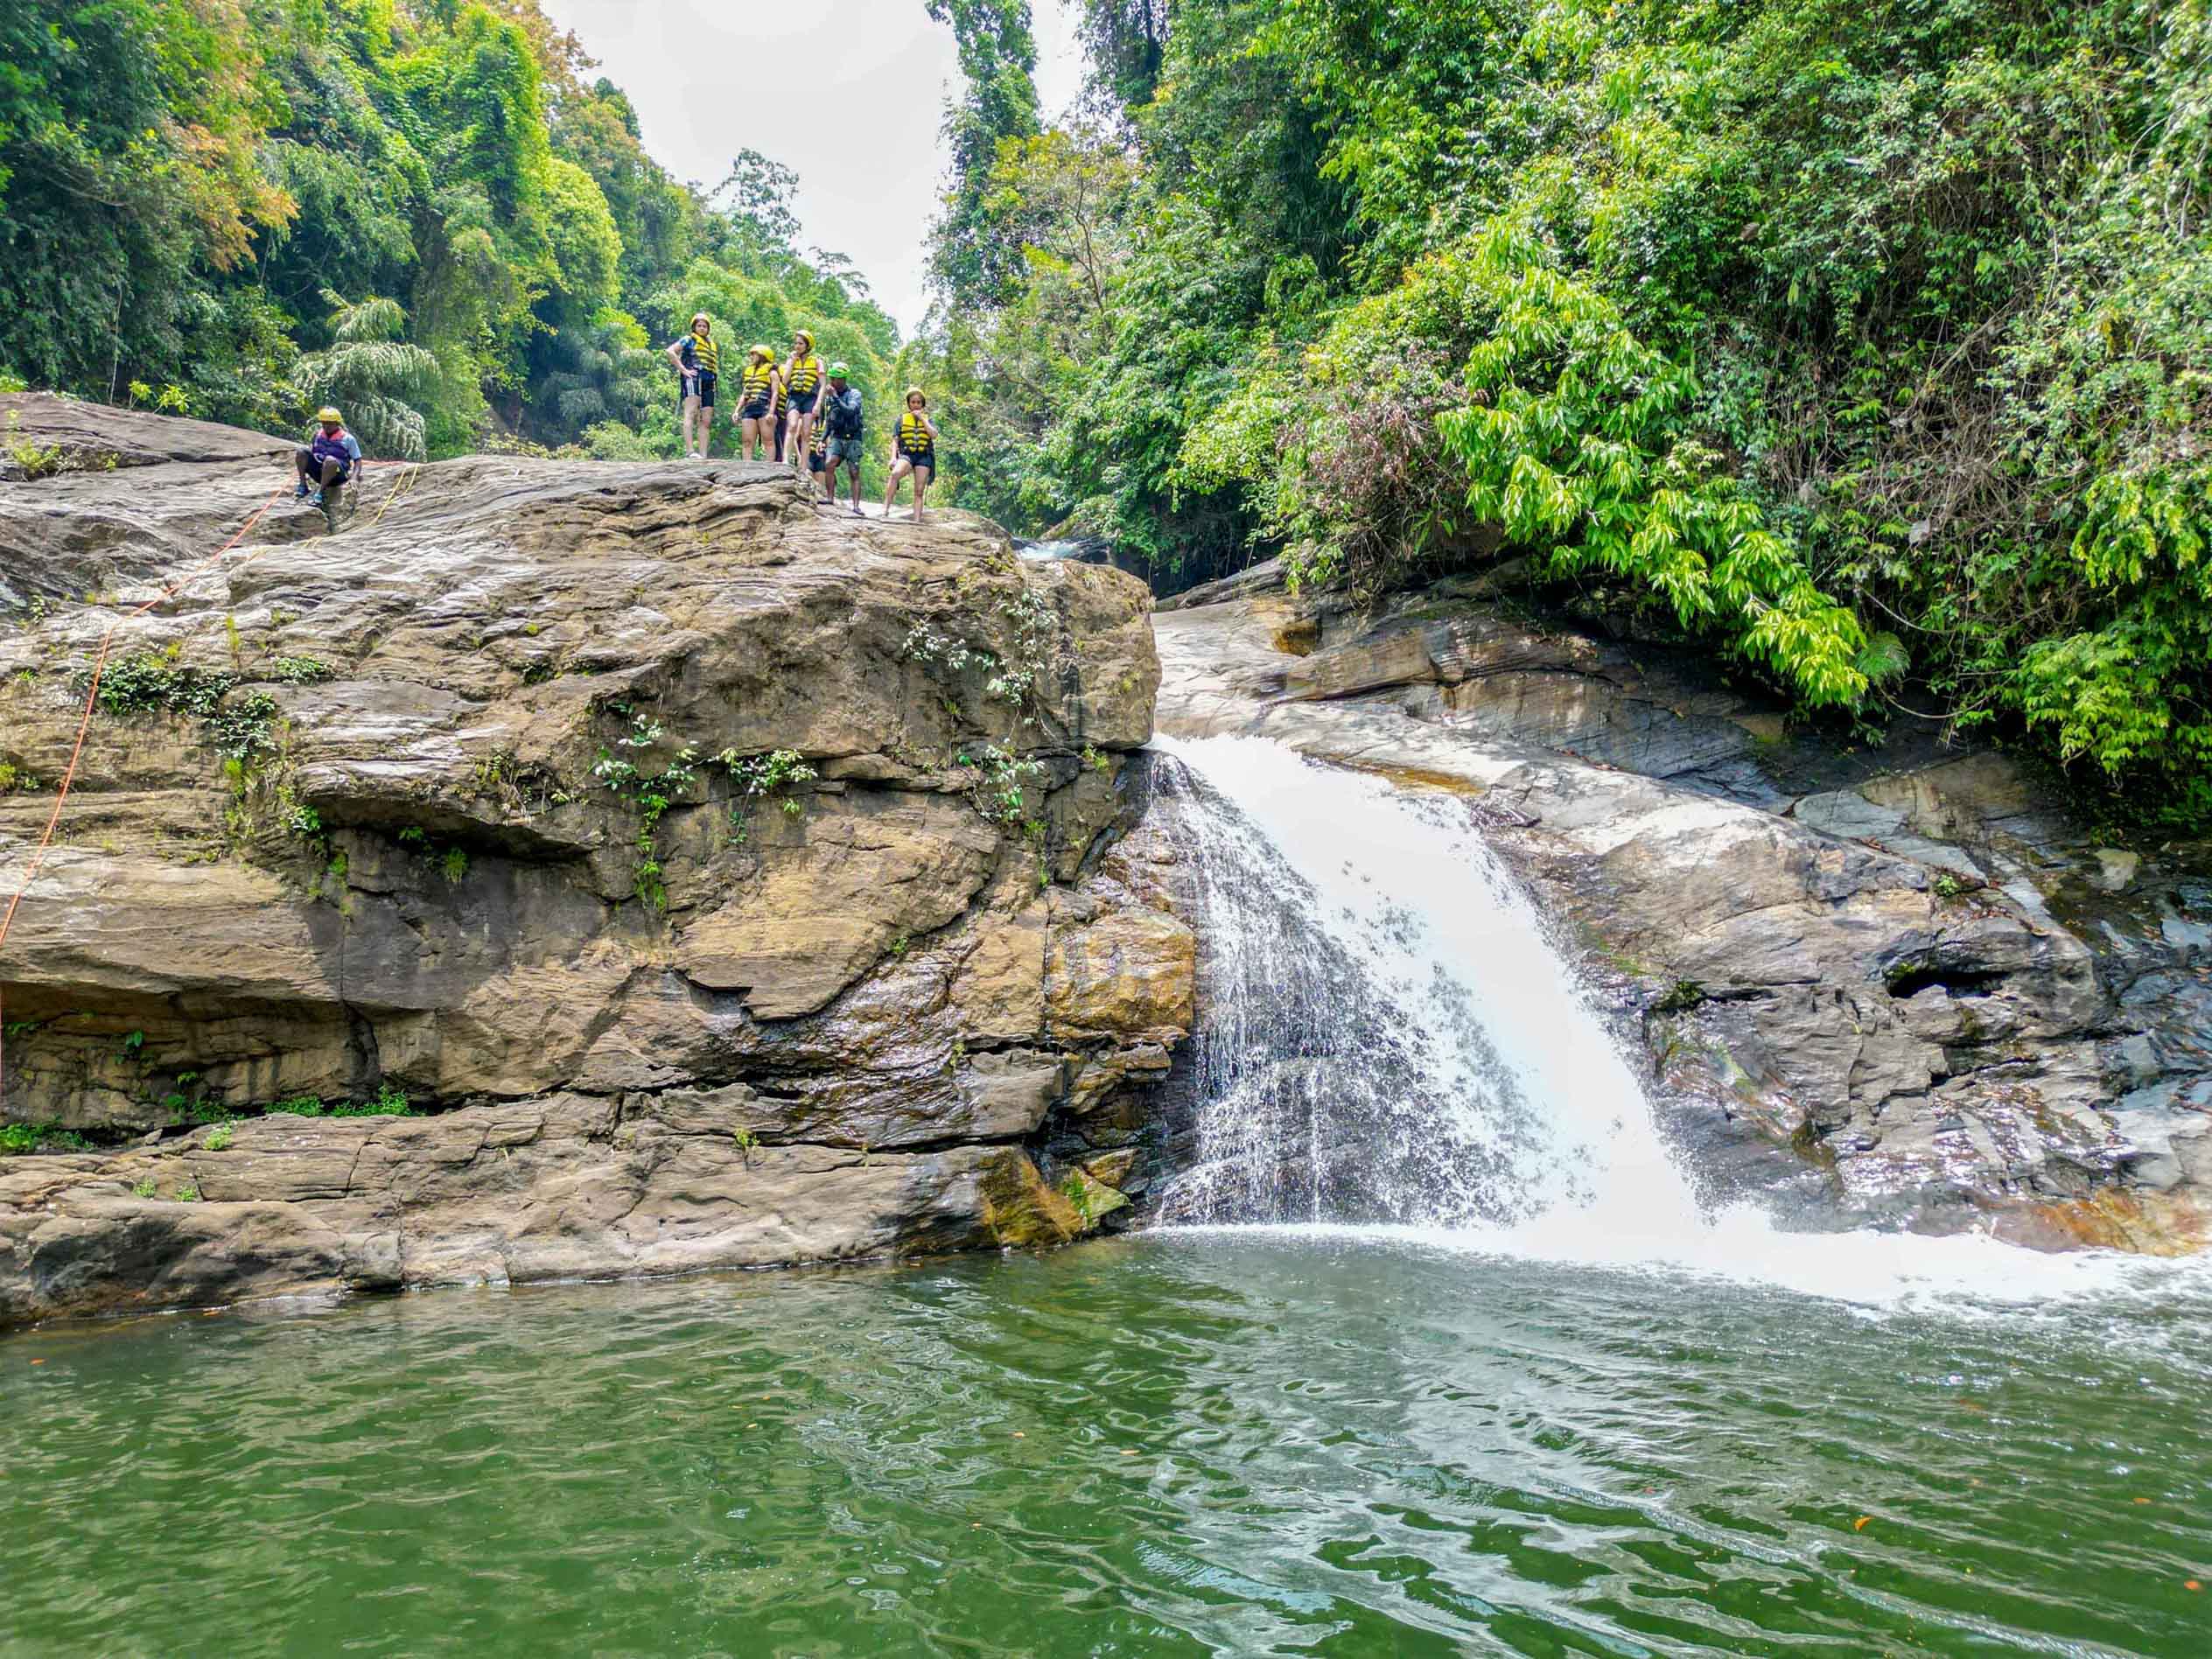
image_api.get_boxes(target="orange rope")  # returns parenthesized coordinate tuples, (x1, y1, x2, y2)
(0, 482, 288, 1106)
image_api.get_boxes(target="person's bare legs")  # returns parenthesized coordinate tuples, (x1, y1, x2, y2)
(885, 457, 909, 515)
(680, 392, 703, 458)
(909, 464, 931, 522)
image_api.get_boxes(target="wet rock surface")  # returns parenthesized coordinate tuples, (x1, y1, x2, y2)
(1156, 570, 2210, 1251)
(0, 400, 1194, 1322)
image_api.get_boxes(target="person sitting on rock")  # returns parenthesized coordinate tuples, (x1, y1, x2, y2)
(886, 388, 938, 524)
(293, 407, 361, 507)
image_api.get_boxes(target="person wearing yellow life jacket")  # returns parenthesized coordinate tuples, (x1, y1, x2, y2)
(806, 400, 831, 493)
(782, 329, 825, 480)
(734, 344, 780, 463)
(772, 375, 789, 463)
(664, 312, 719, 459)
(884, 387, 939, 523)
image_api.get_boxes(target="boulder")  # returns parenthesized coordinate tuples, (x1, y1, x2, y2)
(0, 400, 1194, 1321)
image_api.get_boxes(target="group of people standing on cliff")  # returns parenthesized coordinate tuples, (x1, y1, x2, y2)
(666, 317, 939, 522)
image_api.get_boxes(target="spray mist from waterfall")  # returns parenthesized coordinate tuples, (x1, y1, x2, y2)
(1152, 735, 2208, 1310)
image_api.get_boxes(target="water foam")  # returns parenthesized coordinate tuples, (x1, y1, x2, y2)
(1152, 734, 2208, 1311)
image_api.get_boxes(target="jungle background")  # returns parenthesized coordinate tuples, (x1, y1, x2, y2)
(4, 0, 2209, 826)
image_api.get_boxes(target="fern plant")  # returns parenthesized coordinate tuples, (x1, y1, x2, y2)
(291, 290, 441, 460)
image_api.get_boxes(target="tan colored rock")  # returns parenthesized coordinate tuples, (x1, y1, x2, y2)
(948, 901, 1048, 1042)
(677, 794, 998, 1018)
(0, 401, 1190, 1320)
(1044, 906, 1196, 1044)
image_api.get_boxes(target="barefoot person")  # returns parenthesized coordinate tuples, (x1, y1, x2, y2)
(664, 312, 719, 458)
(886, 388, 938, 523)
(734, 344, 780, 461)
(781, 329, 824, 478)
(821, 363, 864, 514)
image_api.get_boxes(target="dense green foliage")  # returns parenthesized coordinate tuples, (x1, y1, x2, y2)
(0, 1, 898, 461)
(914, 0, 2212, 823)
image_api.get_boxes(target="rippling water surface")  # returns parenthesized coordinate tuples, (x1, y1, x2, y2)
(6, 1235, 2210, 1656)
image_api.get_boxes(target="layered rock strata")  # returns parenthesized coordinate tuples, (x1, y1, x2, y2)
(0, 398, 1193, 1322)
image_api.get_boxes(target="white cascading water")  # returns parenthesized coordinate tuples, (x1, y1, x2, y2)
(1153, 734, 2206, 1310)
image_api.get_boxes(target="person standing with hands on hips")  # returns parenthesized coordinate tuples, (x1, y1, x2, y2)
(885, 388, 938, 523)
(665, 312, 719, 459)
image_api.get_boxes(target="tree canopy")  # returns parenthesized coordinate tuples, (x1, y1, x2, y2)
(907, 0, 2212, 829)
(0, 1, 899, 464)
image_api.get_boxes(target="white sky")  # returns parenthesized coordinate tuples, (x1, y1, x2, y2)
(542, 0, 1087, 338)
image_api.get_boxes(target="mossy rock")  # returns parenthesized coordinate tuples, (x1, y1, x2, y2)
(977, 1150, 1082, 1249)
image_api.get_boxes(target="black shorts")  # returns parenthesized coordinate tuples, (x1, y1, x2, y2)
(740, 396, 771, 421)
(682, 370, 717, 408)
(788, 388, 819, 416)
(808, 450, 827, 472)
(899, 448, 935, 474)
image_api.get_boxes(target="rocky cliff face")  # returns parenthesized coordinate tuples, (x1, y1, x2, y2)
(0, 397, 1194, 1322)
(1158, 563, 2210, 1252)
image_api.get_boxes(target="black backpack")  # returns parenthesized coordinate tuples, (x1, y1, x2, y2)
(827, 387, 864, 438)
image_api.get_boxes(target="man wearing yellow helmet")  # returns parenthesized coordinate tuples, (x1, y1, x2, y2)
(884, 388, 938, 523)
(782, 329, 825, 481)
(734, 345, 780, 462)
(293, 406, 361, 508)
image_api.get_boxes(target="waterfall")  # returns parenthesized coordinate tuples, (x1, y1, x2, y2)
(1147, 734, 2202, 1308)
(1151, 734, 1698, 1232)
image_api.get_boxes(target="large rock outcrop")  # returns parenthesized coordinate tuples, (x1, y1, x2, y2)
(0, 397, 1194, 1322)
(1158, 564, 2209, 1252)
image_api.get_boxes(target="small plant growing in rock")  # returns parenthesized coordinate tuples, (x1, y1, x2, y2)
(439, 848, 468, 886)
(716, 747, 816, 842)
(955, 745, 1046, 826)
(205, 1124, 234, 1152)
(1081, 745, 1111, 774)
(268, 1095, 325, 1116)
(1932, 872, 1965, 900)
(131, 1178, 158, 1199)
(270, 656, 334, 685)
(175, 1183, 200, 1203)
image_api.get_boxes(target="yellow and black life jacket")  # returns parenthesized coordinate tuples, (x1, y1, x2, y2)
(809, 418, 830, 458)
(786, 354, 822, 396)
(741, 359, 776, 399)
(687, 331, 719, 376)
(898, 411, 933, 454)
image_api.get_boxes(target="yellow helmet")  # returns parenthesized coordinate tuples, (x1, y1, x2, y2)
(316, 406, 343, 424)
(794, 328, 815, 350)
(904, 387, 927, 406)
(749, 344, 773, 361)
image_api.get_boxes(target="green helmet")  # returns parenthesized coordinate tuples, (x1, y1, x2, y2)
(830, 361, 850, 379)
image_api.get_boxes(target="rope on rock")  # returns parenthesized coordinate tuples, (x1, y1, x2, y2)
(0, 482, 287, 1109)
